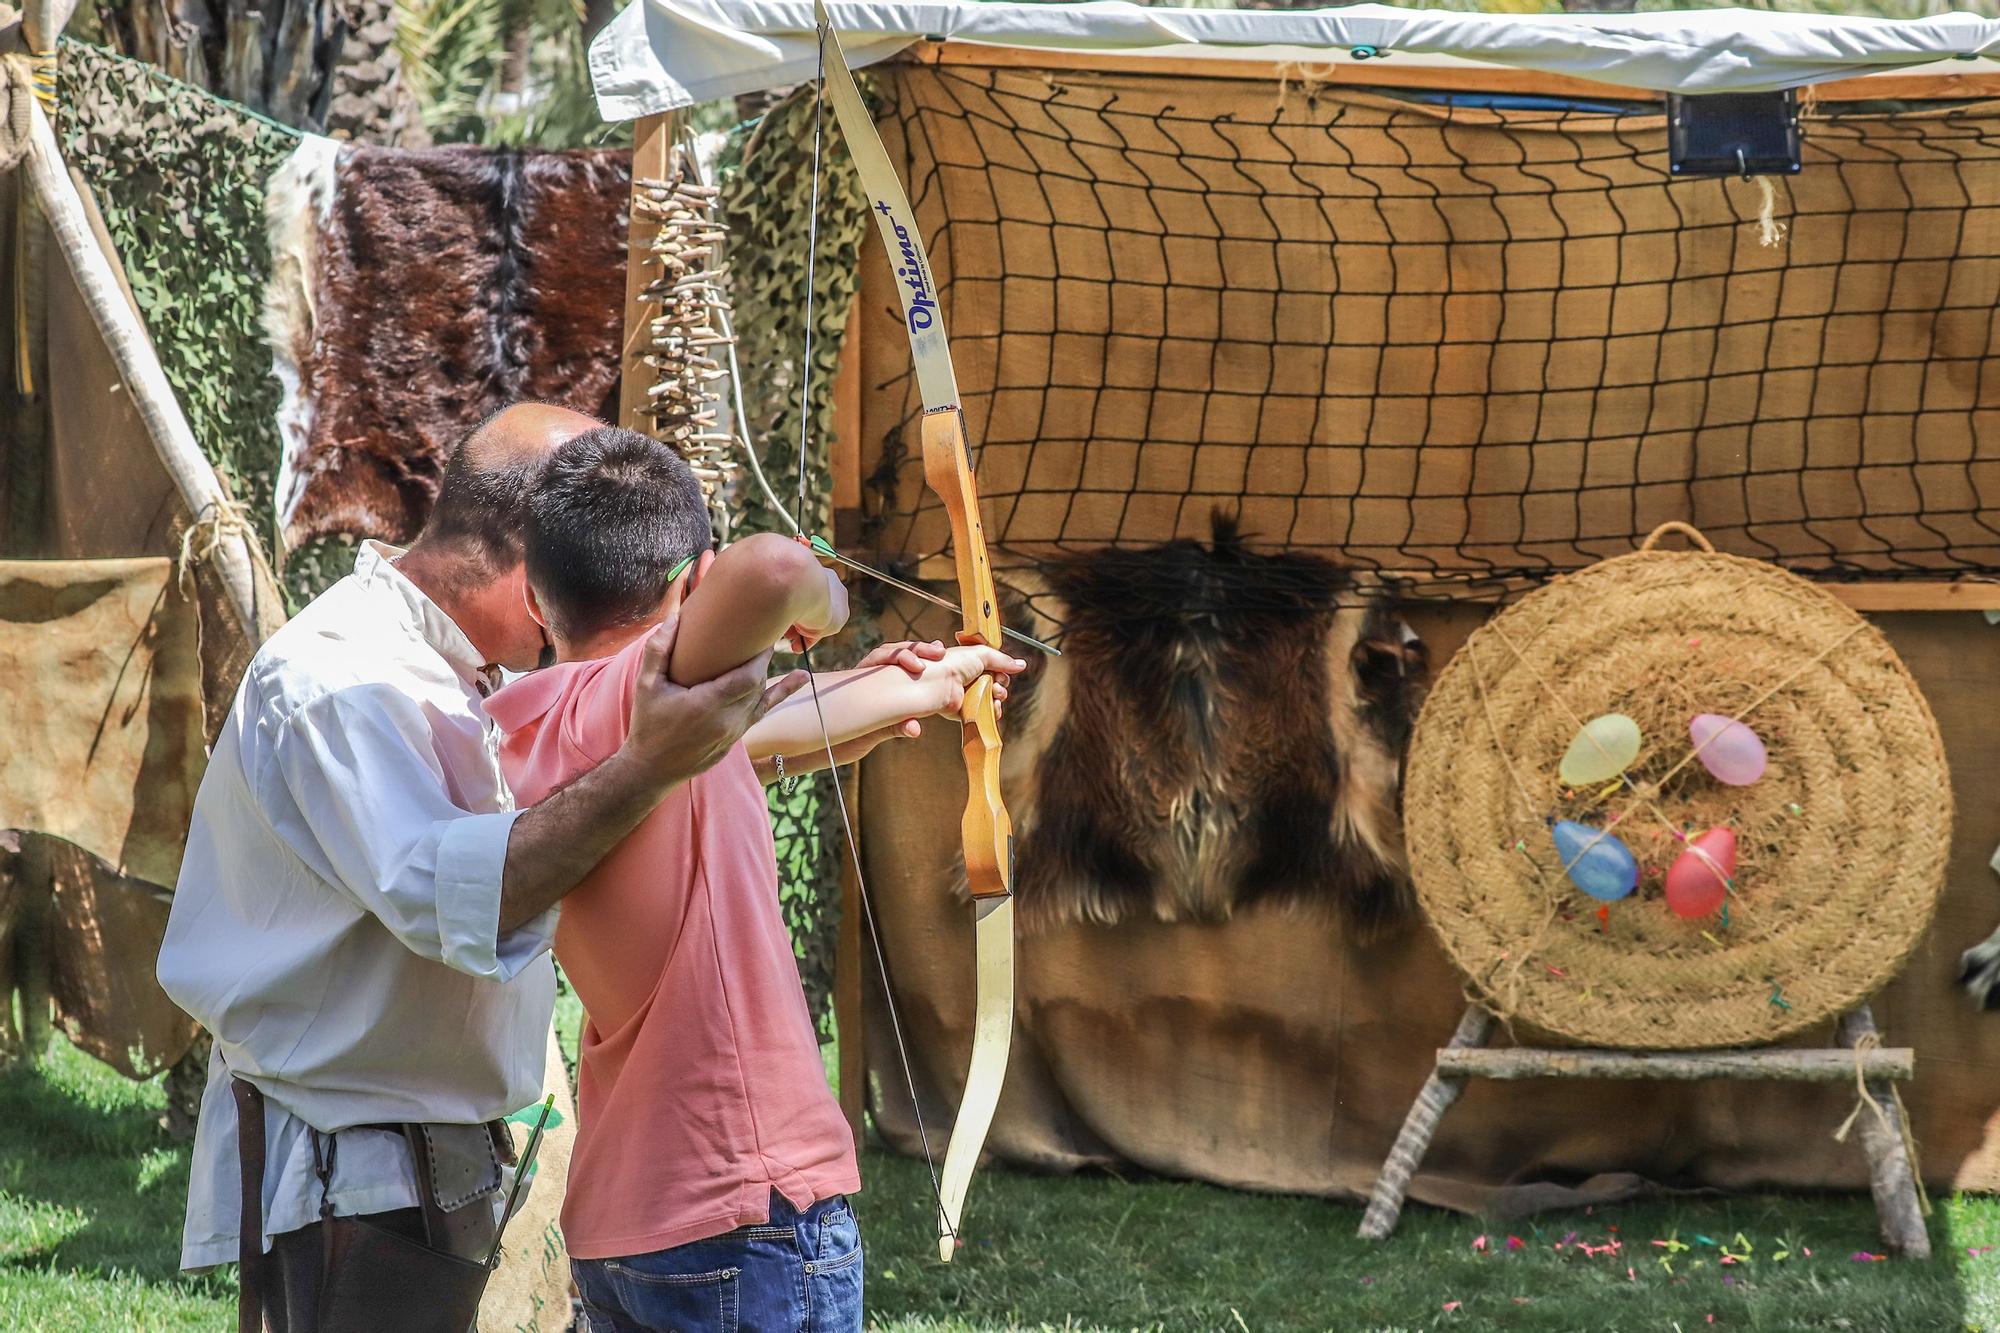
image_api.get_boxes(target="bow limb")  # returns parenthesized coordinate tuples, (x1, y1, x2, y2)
(816, 5, 1016, 1262)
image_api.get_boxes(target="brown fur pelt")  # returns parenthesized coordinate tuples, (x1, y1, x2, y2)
(1011, 513, 1428, 936)
(279, 145, 629, 546)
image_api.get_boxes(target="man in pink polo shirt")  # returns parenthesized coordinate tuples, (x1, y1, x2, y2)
(486, 426, 1024, 1332)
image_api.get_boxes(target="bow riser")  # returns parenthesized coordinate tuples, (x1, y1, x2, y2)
(921, 408, 1013, 903)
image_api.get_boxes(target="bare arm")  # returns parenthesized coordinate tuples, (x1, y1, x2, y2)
(745, 644, 1025, 762)
(497, 615, 805, 931)
(667, 534, 847, 688)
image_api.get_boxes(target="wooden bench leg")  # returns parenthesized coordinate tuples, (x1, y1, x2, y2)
(1836, 1006, 1931, 1260)
(1359, 1006, 1493, 1240)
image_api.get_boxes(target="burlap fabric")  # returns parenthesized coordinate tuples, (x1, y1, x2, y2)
(0, 557, 204, 888)
(1404, 527, 1952, 1049)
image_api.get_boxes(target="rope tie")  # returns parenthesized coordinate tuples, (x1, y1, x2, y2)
(1752, 176, 1788, 249)
(1833, 1031, 1932, 1217)
(0, 50, 41, 175)
(176, 492, 264, 599)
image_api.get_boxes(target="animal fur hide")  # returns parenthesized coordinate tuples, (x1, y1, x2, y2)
(266, 144, 630, 547)
(1013, 513, 1427, 935)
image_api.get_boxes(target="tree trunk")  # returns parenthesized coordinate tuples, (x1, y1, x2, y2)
(93, 0, 420, 142)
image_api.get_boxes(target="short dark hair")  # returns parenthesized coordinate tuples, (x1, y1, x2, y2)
(417, 414, 542, 576)
(524, 427, 712, 642)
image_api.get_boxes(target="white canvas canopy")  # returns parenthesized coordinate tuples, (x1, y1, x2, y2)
(589, 0, 2000, 121)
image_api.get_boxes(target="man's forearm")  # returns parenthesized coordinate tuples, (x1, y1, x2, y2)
(497, 750, 669, 932)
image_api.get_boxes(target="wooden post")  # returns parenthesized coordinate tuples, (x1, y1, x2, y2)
(836, 767, 867, 1154)
(1437, 1046, 1913, 1083)
(831, 303, 863, 547)
(13, 835, 54, 1066)
(618, 113, 676, 434)
(1837, 1006, 1932, 1260)
(1361, 1002, 1932, 1256)
(1359, 1005, 1493, 1241)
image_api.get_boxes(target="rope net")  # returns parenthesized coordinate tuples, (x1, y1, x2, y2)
(837, 62, 2000, 633)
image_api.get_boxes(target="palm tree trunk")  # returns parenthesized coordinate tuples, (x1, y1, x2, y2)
(95, 0, 419, 142)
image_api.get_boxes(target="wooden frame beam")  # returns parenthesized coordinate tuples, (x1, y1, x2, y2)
(895, 553, 2000, 614)
(1438, 1045, 1913, 1083)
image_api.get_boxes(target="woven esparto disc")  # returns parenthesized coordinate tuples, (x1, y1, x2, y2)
(1404, 528, 1953, 1050)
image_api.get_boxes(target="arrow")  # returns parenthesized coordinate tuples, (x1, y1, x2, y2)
(804, 535, 1060, 656)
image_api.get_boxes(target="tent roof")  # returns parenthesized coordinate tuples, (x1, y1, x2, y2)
(590, 0, 2000, 121)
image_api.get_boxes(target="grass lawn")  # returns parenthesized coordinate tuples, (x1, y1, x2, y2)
(3, 1036, 1998, 1332)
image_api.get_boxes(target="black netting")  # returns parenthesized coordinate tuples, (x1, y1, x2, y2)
(837, 65, 2000, 633)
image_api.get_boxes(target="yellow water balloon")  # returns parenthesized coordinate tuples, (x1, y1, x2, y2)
(1558, 713, 1642, 787)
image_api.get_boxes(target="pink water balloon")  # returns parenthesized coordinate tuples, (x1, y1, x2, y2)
(1665, 827, 1736, 919)
(1688, 714, 1767, 786)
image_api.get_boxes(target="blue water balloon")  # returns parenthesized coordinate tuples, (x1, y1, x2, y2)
(1551, 819, 1638, 901)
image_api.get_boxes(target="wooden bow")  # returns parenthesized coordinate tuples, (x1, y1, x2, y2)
(815, 4, 1016, 1263)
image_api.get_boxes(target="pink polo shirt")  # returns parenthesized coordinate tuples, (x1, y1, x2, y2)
(485, 633, 858, 1261)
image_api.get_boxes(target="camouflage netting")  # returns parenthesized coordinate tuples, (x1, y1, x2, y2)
(718, 86, 870, 1038)
(59, 39, 351, 609)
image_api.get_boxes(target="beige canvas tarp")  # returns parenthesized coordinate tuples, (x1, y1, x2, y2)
(0, 555, 204, 1076)
(0, 556, 204, 889)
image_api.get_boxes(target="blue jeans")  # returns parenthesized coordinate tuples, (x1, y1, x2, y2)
(574, 1194, 862, 1333)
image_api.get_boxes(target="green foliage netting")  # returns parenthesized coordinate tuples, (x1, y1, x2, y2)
(58, 41, 357, 609)
(58, 45, 290, 555)
(720, 86, 871, 1040)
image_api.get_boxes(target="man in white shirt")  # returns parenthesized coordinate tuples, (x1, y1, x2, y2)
(158, 403, 871, 1329)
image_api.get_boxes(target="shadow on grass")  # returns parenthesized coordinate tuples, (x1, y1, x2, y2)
(0, 1039, 230, 1305)
(857, 1148, 1990, 1332)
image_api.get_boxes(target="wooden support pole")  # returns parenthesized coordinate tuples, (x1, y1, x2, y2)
(1359, 1005, 1493, 1241)
(1362, 1003, 1933, 1256)
(23, 0, 81, 54)
(1837, 1007, 1932, 1260)
(830, 303, 863, 547)
(22, 99, 268, 644)
(835, 768, 867, 1155)
(618, 113, 676, 435)
(1438, 1046, 1913, 1083)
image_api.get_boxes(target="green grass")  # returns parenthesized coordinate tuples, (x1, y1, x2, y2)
(3, 1037, 1998, 1331)
(0, 1039, 230, 1330)
(856, 1150, 2000, 1332)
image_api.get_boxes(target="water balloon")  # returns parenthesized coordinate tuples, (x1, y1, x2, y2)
(1665, 827, 1736, 919)
(1559, 713, 1642, 788)
(1551, 819, 1638, 901)
(1689, 714, 1767, 786)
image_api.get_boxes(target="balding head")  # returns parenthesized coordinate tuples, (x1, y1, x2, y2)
(459, 402, 602, 474)
(399, 403, 610, 671)
(414, 403, 602, 579)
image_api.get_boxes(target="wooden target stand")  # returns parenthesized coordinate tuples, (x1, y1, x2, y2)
(1359, 1002, 1931, 1258)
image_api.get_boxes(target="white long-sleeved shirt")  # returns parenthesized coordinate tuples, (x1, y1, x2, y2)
(158, 542, 557, 1269)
